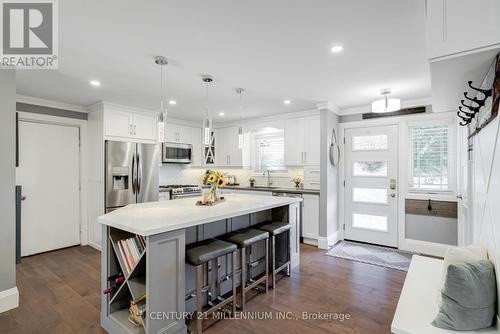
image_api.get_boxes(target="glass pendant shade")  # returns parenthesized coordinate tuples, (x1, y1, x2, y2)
(372, 96, 400, 113)
(203, 117, 212, 146)
(238, 126, 244, 149)
(157, 99, 168, 142)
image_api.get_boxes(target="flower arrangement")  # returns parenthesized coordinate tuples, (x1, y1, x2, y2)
(201, 170, 226, 203)
(292, 175, 303, 188)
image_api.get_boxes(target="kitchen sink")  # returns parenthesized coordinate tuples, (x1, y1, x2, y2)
(250, 186, 280, 189)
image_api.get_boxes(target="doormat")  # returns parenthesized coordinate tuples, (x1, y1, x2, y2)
(326, 240, 414, 271)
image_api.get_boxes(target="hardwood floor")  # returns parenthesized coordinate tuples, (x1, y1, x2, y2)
(0, 244, 406, 334)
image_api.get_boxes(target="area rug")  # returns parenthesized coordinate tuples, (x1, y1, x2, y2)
(326, 240, 414, 271)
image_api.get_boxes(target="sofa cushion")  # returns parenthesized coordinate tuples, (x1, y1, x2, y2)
(432, 260, 497, 331)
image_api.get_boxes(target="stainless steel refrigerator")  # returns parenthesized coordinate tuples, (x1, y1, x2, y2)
(105, 140, 159, 212)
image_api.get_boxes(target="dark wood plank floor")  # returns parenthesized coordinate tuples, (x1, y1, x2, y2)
(0, 244, 406, 334)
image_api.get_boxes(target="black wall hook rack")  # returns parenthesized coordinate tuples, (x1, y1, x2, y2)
(457, 79, 492, 127)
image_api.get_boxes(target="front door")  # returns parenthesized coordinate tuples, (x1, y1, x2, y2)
(344, 125, 398, 247)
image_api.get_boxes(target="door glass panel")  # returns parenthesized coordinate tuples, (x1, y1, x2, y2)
(352, 135, 388, 151)
(352, 213, 388, 232)
(353, 161, 387, 176)
(352, 188, 388, 204)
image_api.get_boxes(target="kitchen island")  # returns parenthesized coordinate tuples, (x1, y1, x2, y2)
(98, 193, 302, 334)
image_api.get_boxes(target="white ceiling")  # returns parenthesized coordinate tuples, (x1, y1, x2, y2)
(16, 0, 431, 122)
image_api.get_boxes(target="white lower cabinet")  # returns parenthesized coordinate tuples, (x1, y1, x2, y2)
(159, 192, 169, 201)
(302, 194, 319, 245)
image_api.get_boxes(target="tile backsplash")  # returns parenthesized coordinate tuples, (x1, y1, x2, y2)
(159, 165, 304, 188)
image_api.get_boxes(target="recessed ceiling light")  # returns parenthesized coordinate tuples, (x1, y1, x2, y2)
(218, 112, 225, 116)
(330, 45, 344, 53)
(283, 100, 291, 105)
(168, 100, 177, 105)
(89, 80, 101, 86)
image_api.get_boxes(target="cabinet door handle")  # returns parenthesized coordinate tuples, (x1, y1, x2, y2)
(129, 124, 133, 135)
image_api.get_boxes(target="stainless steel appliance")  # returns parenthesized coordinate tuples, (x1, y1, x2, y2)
(160, 185, 202, 199)
(162, 142, 192, 164)
(105, 140, 160, 212)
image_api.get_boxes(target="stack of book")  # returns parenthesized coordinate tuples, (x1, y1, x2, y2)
(116, 235, 146, 275)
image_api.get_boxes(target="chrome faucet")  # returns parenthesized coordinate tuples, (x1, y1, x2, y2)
(263, 170, 273, 187)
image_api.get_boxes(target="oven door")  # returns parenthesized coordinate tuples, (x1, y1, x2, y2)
(162, 142, 192, 164)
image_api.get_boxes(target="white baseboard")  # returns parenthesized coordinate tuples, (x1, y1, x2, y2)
(0, 287, 19, 313)
(302, 237, 318, 246)
(317, 231, 339, 250)
(88, 241, 102, 252)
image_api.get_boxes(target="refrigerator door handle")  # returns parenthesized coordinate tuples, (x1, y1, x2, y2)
(131, 152, 136, 194)
(137, 153, 143, 195)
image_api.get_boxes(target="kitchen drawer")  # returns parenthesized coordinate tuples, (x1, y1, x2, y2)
(304, 166, 321, 181)
(304, 180, 320, 190)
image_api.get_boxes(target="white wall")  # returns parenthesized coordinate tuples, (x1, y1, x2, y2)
(0, 70, 18, 313)
(471, 116, 500, 316)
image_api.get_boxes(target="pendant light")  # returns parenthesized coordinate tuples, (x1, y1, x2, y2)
(371, 88, 400, 113)
(235, 88, 245, 150)
(202, 75, 213, 146)
(155, 56, 168, 142)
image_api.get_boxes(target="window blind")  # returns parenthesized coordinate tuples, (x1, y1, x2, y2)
(254, 132, 286, 172)
(409, 125, 449, 191)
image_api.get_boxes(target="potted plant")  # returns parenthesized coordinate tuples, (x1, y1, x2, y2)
(249, 177, 256, 187)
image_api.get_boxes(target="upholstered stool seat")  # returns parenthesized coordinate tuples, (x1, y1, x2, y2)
(225, 228, 268, 248)
(186, 239, 237, 266)
(259, 222, 291, 236)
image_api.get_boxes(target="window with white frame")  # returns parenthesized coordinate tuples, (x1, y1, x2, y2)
(253, 131, 286, 173)
(409, 122, 454, 192)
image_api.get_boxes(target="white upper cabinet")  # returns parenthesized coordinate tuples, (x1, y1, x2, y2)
(426, 0, 500, 60)
(285, 115, 320, 166)
(190, 126, 202, 167)
(215, 126, 243, 167)
(166, 123, 191, 143)
(105, 108, 157, 142)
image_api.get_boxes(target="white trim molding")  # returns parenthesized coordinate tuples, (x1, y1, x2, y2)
(0, 287, 19, 313)
(317, 231, 339, 250)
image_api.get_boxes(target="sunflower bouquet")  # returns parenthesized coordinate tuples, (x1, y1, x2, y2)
(200, 170, 226, 203)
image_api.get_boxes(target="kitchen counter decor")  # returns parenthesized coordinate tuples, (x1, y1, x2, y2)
(200, 170, 226, 204)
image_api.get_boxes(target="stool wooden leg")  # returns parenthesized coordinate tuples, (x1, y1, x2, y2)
(231, 251, 237, 315)
(195, 264, 204, 334)
(271, 235, 276, 289)
(265, 238, 269, 294)
(240, 246, 247, 311)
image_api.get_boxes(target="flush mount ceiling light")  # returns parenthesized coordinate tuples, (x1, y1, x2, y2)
(168, 100, 177, 105)
(218, 112, 225, 116)
(330, 45, 344, 53)
(371, 89, 401, 113)
(202, 75, 214, 146)
(283, 100, 291, 105)
(90, 80, 101, 86)
(236, 88, 245, 150)
(155, 55, 168, 142)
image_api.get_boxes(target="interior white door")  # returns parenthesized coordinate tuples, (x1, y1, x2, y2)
(16, 121, 81, 256)
(344, 125, 398, 247)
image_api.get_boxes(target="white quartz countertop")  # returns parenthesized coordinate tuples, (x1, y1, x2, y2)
(98, 193, 302, 236)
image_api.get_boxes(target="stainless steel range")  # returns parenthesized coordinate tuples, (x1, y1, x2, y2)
(159, 185, 202, 200)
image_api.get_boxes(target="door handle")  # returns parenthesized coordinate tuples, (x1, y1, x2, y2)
(131, 154, 137, 194)
(21, 196, 26, 201)
(137, 153, 142, 194)
(456, 195, 463, 200)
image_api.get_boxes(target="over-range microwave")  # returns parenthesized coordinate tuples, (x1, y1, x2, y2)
(162, 142, 192, 164)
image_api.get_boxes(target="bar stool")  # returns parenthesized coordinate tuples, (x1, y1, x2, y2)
(258, 222, 291, 289)
(224, 228, 269, 310)
(186, 239, 238, 334)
